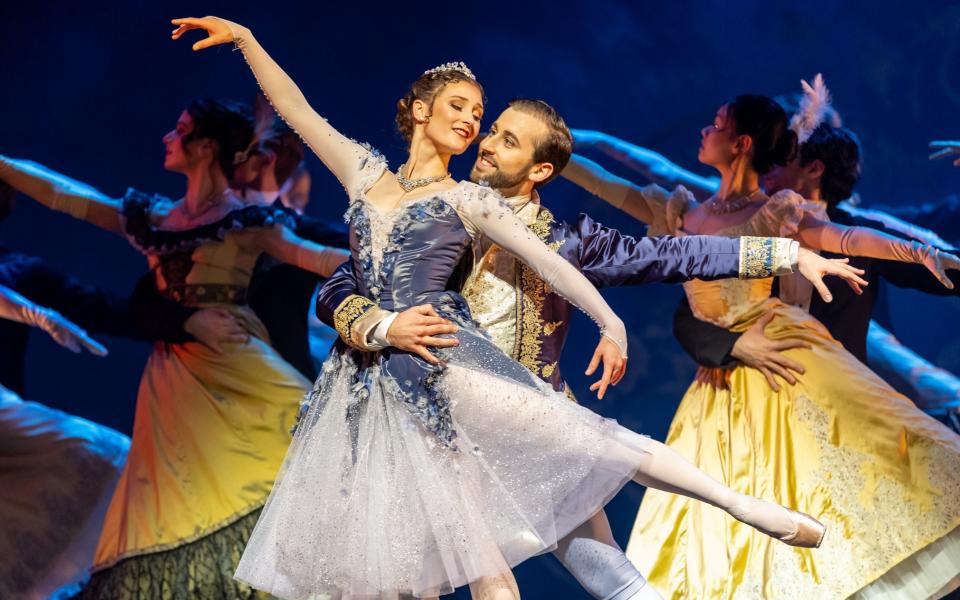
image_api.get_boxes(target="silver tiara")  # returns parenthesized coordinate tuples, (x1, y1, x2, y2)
(423, 61, 475, 80)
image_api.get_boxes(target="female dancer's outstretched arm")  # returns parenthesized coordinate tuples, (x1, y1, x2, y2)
(459, 187, 628, 398)
(0, 156, 121, 232)
(792, 202, 960, 289)
(571, 128, 719, 197)
(0, 284, 108, 355)
(171, 16, 381, 198)
(562, 154, 661, 225)
(562, 154, 694, 235)
(232, 225, 349, 278)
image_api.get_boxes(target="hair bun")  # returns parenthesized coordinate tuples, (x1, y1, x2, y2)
(770, 127, 798, 169)
(728, 94, 795, 175)
(395, 93, 415, 143)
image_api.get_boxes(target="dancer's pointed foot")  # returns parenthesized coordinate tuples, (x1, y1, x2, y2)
(778, 508, 826, 548)
(727, 496, 825, 548)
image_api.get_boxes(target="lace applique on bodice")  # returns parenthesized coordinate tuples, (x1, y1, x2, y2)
(367, 205, 401, 274)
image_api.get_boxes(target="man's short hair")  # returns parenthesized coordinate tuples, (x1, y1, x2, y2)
(508, 98, 573, 187)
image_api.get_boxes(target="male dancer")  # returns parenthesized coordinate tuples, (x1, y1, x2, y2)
(314, 98, 862, 600)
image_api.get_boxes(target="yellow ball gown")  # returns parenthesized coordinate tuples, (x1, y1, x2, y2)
(82, 191, 311, 599)
(626, 190, 960, 599)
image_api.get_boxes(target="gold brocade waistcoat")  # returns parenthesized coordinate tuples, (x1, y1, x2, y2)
(461, 200, 567, 386)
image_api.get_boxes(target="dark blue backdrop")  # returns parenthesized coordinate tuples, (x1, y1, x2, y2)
(2, 2, 959, 597)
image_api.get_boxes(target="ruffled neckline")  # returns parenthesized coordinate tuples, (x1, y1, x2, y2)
(121, 188, 298, 255)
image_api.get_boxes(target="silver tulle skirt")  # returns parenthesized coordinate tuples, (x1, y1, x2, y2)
(236, 328, 650, 599)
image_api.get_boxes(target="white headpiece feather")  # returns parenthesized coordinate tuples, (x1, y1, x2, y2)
(789, 74, 832, 144)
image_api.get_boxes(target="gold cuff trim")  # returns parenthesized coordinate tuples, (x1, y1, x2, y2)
(739, 236, 776, 279)
(333, 295, 377, 350)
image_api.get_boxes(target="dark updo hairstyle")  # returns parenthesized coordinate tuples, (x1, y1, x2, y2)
(726, 94, 797, 175)
(183, 98, 254, 178)
(798, 124, 862, 208)
(395, 67, 485, 144)
(256, 124, 305, 186)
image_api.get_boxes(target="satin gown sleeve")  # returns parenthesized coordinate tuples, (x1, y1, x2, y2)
(315, 260, 360, 331)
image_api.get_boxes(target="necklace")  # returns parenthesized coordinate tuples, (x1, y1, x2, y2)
(182, 188, 230, 218)
(396, 164, 451, 192)
(706, 188, 763, 215)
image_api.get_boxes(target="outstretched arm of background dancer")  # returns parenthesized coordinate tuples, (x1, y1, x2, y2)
(172, 16, 381, 198)
(797, 211, 960, 289)
(0, 284, 108, 355)
(929, 139, 960, 167)
(233, 225, 350, 278)
(0, 156, 121, 232)
(561, 154, 662, 225)
(571, 128, 719, 198)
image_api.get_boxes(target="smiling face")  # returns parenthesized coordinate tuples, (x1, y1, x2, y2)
(471, 106, 548, 194)
(417, 80, 484, 155)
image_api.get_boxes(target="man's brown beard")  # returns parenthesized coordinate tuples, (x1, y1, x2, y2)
(470, 161, 531, 191)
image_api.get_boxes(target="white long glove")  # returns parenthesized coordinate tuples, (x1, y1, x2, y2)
(0, 285, 108, 356)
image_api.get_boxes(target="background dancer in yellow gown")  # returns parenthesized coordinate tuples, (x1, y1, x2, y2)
(564, 92, 960, 598)
(0, 98, 348, 599)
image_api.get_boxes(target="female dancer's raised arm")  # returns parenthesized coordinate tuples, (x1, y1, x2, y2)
(171, 16, 381, 198)
(760, 190, 960, 289)
(0, 284, 107, 355)
(457, 185, 628, 398)
(562, 154, 694, 236)
(561, 154, 660, 225)
(231, 224, 349, 278)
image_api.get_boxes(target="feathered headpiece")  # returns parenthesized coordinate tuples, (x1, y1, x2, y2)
(789, 74, 832, 144)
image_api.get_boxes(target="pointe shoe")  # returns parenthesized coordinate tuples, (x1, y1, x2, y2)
(728, 497, 826, 549)
(778, 508, 826, 548)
